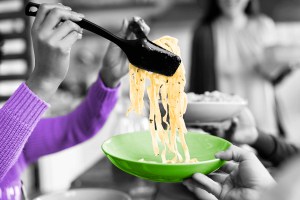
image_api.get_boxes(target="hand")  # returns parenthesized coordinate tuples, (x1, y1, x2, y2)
(184, 145, 276, 200)
(26, 3, 84, 101)
(229, 108, 259, 145)
(100, 16, 150, 88)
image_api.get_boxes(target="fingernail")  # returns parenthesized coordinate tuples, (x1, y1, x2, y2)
(78, 33, 83, 39)
(65, 6, 72, 10)
(80, 28, 84, 34)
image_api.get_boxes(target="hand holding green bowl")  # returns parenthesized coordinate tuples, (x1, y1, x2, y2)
(102, 131, 231, 182)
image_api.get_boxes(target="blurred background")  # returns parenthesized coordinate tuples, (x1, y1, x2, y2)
(1, 0, 300, 198)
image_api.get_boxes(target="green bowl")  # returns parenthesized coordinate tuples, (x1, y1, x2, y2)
(102, 131, 231, 183)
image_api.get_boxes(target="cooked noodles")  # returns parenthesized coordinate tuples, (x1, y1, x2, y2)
(127, 36, 197, 163)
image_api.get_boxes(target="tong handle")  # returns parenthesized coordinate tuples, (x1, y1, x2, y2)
(25, 1, 39, 17)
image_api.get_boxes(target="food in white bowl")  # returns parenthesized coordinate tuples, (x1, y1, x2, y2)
(184, 91, 247, 123)
(187, 91, 246, 103)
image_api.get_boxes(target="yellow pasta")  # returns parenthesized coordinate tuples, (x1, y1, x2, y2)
(127, 36, 197, 163)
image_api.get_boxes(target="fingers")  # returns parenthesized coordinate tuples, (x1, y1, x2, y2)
(186, 173, 222, 198)
(185, 184, 218, 200)
(224, 118, 238, 140)
(219, 161, 238, 174)
(41, 7, 84, 33)
(32, 3, 66, 30)
(59, 31, 83, 52)
(215, 145, 256, 162)
(208, 172, 228, 183)
(32, 3, 84, 36)
(105, 18, 129, 59)
(51, 20, 83, 41)
(118, 19, 130, 39)
(132, 16, 150, 36)
(238, 107, 256, 126)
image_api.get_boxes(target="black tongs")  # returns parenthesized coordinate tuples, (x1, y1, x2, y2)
(25, 2, 181, 76)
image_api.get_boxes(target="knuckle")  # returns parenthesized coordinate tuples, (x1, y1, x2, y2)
(39, 3, 47, 11)
(64, 20, 73, 27)
(71, 11, 80, 18)
(67, 21, 80, 31)
(39, 3, 51, 13)
(71, 31, 81, 38)
(47, 38, 56, 47)
(50, 7, 61, 16)
(57, 45, 69, 54)
(37, 33, 46, 42)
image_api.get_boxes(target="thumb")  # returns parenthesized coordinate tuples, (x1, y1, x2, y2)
(118, 18, 130, 39)
(238, 107, 256, 127)
(215, 145, 255, 163)
(104, 19, 128, 58)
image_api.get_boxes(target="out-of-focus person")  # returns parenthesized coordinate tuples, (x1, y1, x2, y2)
(189, 0, 300, 135)
(228, 108, 299, 167)
(0, 3, 150, 199)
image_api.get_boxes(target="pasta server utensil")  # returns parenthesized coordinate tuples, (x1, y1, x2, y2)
(25, 2, 181, 76)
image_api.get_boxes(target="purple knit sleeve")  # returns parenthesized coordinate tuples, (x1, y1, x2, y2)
(0, 83, 49, 181)
(23, 77, 119, 164)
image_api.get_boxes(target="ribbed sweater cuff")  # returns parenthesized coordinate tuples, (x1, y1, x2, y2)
(252, 132, 276, 159)
(89, 76, 120, 104)
(2, 83, 49, 128)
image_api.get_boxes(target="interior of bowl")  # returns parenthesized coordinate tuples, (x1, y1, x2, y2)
(102, 131, 231, 182)
(102, 131, 230, 164)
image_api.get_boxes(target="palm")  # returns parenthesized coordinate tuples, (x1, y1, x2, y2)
(218, 158, 273, 200)
(220, 170, 260, 200)
(102, 43, 129, 81)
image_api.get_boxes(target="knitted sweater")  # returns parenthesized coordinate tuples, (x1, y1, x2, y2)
(0, 77, 119, 200)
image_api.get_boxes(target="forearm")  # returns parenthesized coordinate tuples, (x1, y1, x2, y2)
(0, 83, 48, 180)
(252, 131, 299, 166)
(24, 76, 119, 163)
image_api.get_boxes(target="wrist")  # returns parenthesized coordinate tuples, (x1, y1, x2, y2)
(99, 70, 120, 88)
(26, 74, 61, 102)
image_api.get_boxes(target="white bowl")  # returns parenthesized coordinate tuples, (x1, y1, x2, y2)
(33, 188, 131, 200)
(184, 101, 247, 123)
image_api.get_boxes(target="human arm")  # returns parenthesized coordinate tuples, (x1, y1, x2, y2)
(0, 85, 48, 181)
(184, 145, 276, 200)
(224, 108, 299, 167)
(26, 4, 84, 101)
(23, 17, 150, 164)
(252, 131, 299, 167)
(23, 76, 118, 163)
(100, 16, 150, 88)
(0, 4, 83, 180)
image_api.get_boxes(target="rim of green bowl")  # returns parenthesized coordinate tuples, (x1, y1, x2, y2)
(101, 132, 231, 166)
